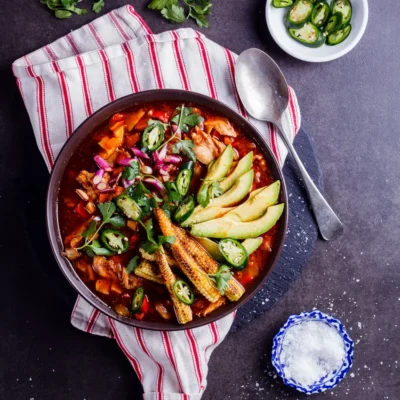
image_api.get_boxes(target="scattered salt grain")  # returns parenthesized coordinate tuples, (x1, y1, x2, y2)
(280, 321, 346, 387)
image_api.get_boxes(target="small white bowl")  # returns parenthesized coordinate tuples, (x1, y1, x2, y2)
(265, 0, 368, 62)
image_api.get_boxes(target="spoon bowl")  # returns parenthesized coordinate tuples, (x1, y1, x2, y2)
(235, 49, 343, 241)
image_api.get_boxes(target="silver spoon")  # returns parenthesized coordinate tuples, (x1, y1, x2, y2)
(235, 48, 343, 241)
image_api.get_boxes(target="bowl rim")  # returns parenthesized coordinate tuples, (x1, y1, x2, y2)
(265, 0, 369, 63)
(46, 89, 288, 331)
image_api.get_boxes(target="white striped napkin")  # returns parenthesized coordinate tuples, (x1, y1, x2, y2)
(12, 5, 301, 399)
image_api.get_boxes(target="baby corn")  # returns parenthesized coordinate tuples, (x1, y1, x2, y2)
(134, 260, 165, 285)
(225, 277, 245, 302)
(154, 209, 221, 303)
(156, 248, 193, 324)
(173, 226, 219, 274)
(139, 248, 176, 267)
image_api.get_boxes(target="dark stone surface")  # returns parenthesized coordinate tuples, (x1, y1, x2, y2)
(1, 1, 399, 400)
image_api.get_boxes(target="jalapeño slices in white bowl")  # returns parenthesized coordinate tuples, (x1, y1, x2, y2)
(266, 0, 368, 62)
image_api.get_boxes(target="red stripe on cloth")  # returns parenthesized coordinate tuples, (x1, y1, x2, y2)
(161, 332, 184, 393)
(185, 329, 203, 391)
(76, 55, 93, 116)
(146, 35, 164, 89)
(135, 329, 164, 400)
(288, 87, 299, 135)
(99, 49, 116, 102)
(171, 31, 190, 91)
(127, 5, 152, 35)
(195, 32, 217, 99)
(109, 11, 131, 41)
(65, 33, 80, 55)
(224, 49, 247, 117)
(109, 319, 144, 382)
(87, 23, 106, 49)
(121, 42, 140, 93)
(43, 45, 74, 138)
(37, 75, 54, 166)
(269, 123, 282, 165)
(86, 309, 100, 333)
(205, 322, 219, 363)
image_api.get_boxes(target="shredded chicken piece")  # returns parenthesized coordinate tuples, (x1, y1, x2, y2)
(195, 297, 226, 317)
(191, 127, 219, 165)
(204, 116, 238, 137)
(211, 136, 227, 153)
(122, 268, 141, 290)
(92, 256, 117, 280)
(63, 247, 81, 260)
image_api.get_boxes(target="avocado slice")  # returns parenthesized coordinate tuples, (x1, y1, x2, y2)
(181, 207, 233, 227)
(225, 181, 281, 222)
(197, 145, 233, 203)
(191, 203, 285, 239)
(219, 152, 253, 193)
(208, 169, 254, 208)
(193, 236, 263, 262)
(242, 237, 263, 254)
(192, 237, 225, 262)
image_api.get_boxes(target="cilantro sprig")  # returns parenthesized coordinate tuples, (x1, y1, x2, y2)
(139, 218, 176, 254)
(209, 265, 233, 295)
(40, 0, 105, 19)
(77, 202, 125, 255)
(197, 179, 223, 208)
(148, 0, 213, 28)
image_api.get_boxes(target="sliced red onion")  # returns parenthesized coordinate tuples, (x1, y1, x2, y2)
(131, 147, 150, 160)
(96, 181, 108, 191)
(153, 145, 168, 172)
(165, 155, 182, 164)
(97, 187, 115, 193)
(94, 155, 112, 172)
(171, 123, 178, 133)
(118, 157, 137, 166)
(158, 145, 168, 161)
(158, 163, 173, 176)
(93, 169, 105, 185)
(121, 178, 135, 188)
(142, 177, 165, 193)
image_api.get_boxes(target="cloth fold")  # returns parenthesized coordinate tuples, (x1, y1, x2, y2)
(13, 5, 301, 398)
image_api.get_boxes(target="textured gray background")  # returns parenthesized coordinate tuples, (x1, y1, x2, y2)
(1, 1, 399, 399)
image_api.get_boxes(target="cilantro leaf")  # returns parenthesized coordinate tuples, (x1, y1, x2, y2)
(148, 0, 177, 10)
(162, 202, 177, 219)
(141, 240, 160, 254)
(171, 106, 204, 132)
(165, 181, 182, 204)
(158, 235, 176, 246)
(197, 183, 210, 208)
(190, 8, 209, 28)
(98, 202, 116, 222)
(86, 240, 114, 256)
(126, 256, 140, 273)
(92, 0, 105, 13)
(107, 215, 126, 228)
(209, 265, 232, 295)
(209, 180, 223, 199)
(139, 219, 157, 245)
(171, 140, 196, 162)
(161, 4, 186, 23)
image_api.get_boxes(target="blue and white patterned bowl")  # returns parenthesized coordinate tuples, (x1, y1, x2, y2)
(271, 310, 354, 395)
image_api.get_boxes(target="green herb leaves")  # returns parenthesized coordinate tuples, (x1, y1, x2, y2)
(126, 256, 140, 273)
(40, 0, 104, 19)
(197, 180, 223, 208)
(148, 0, 213, 28)
(77, 202, 126, 255)
(92, 0, 105, 13)
(122, 159, 140, 181)
(171, 106, 204, 133)
(165, 181, 183, 204)
(209, 265, 233, 295)
(171, 140, 196, 162)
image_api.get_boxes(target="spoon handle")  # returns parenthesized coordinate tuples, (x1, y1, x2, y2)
(275, 120, 343, 241)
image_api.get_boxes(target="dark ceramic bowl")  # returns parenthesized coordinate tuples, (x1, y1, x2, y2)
(46, 89, 288, 331)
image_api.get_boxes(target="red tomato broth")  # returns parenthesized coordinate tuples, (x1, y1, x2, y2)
(58, 102, 280, 323)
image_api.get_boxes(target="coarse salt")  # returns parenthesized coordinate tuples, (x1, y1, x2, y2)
(280, 321, 346, 387)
